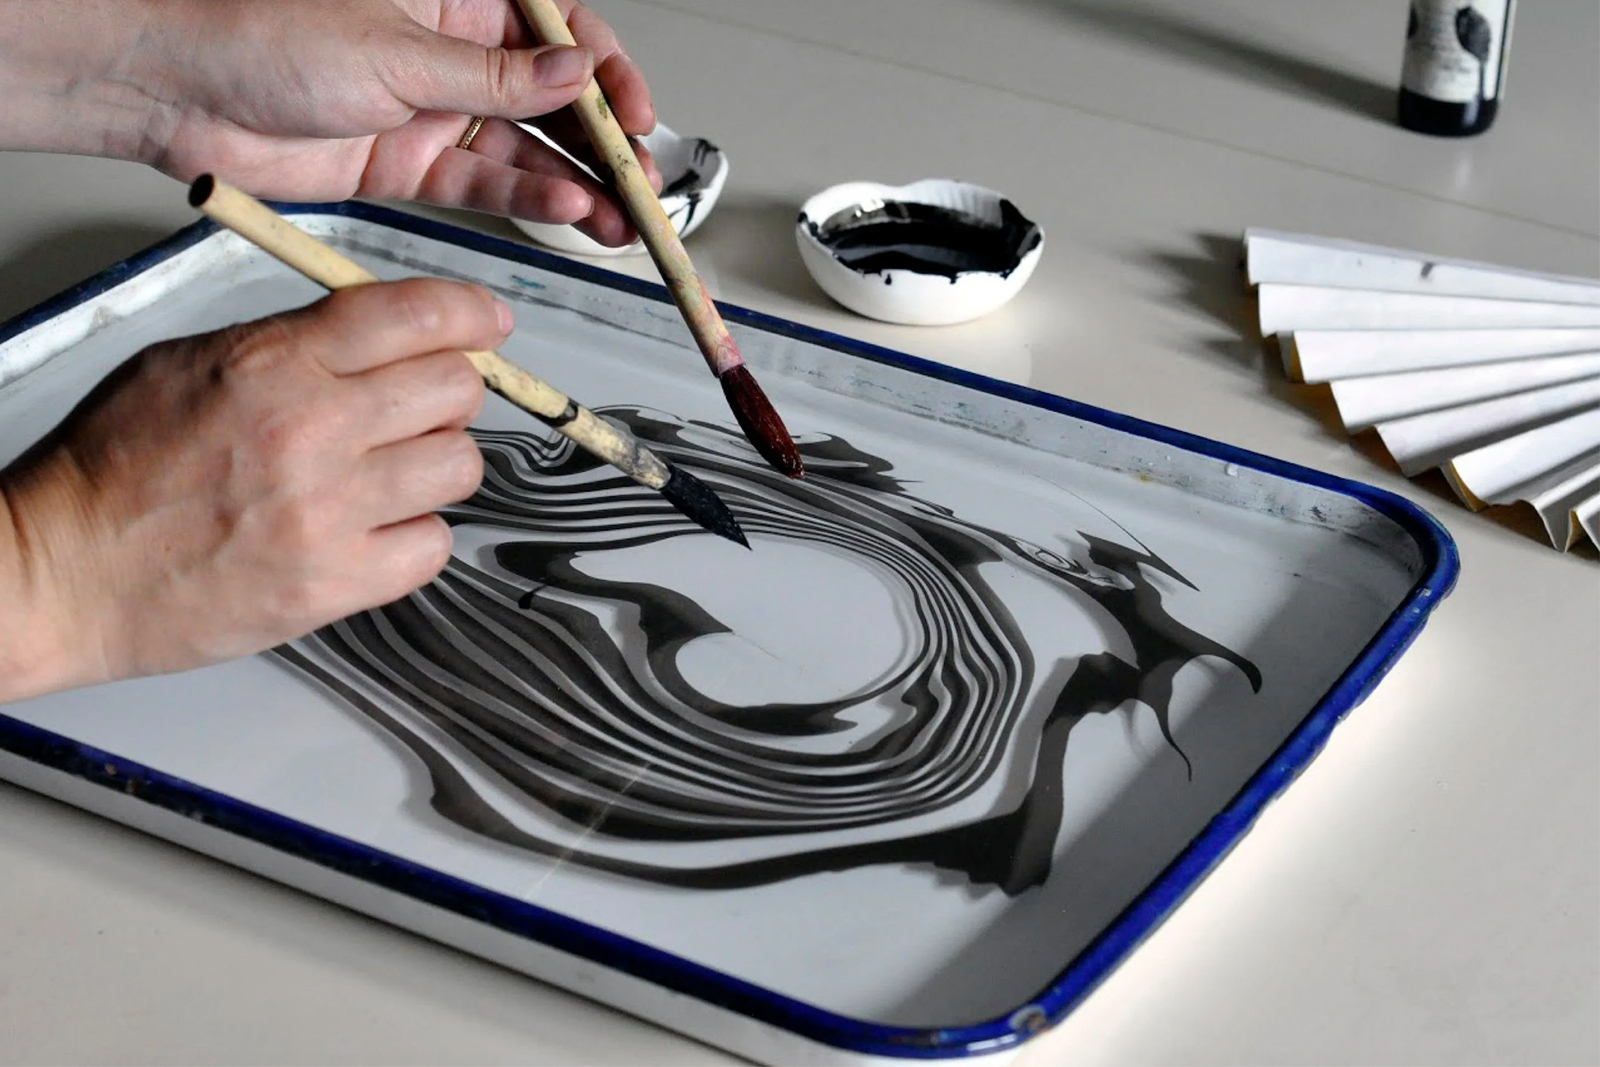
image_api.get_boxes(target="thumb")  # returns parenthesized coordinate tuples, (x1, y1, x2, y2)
(389, 35, 594, 118)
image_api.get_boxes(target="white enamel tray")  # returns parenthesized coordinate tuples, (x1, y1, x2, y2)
(0, 206, 1456, 1065)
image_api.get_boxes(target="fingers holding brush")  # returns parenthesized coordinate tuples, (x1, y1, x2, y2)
(546, 1, 658, 134)
(526, 108, 662, 192)
(0, 280, 508, 694)
(284, 279, 511, 376)
(444, 115, 661, 246)
(511, 0, 805, 477)
(359, 429, 487, 530)
(187, 175, 752, 550)
(435, 0, 659, 245)
(473, 0, 656, 133)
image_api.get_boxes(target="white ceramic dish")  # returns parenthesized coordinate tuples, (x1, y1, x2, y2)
(508, 122, 728, 257)
(795, 180, 1043, 325)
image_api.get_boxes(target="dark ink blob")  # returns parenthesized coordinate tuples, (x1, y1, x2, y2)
(805, 200, 1041, 281)
(274, 413, 1259, 896)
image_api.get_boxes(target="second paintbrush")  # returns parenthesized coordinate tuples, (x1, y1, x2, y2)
(511, 0, 804, 479)
(187, 176, 747, 548)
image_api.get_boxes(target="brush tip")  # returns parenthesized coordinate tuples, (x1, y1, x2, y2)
(660, 465, 750, 548)
(188, 174, 216, 209)
(720, 365, 804, 478)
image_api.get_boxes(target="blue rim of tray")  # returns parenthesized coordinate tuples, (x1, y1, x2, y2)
(0, 201, 1460, 1060)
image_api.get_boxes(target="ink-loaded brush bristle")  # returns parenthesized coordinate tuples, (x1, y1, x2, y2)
(659, 465, 750, 548)
(511, 0, 806, 480)
(721, 364, 804, 478)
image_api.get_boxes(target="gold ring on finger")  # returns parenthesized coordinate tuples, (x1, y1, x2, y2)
(456, 115, 488, 151)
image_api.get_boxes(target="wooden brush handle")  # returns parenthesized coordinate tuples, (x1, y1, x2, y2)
(189, 176, 672, 490)
(514, 0, 743, 378)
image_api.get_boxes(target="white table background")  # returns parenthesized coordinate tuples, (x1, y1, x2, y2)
(0, 2, 1595, 1063)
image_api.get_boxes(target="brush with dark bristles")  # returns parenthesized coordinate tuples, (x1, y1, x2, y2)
(513, 0, 804, 480)
(188, 175, 748, 548)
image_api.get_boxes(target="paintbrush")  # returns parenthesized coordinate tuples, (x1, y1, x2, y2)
(512, 0, 804, 479)
(187, 175, 747, 548)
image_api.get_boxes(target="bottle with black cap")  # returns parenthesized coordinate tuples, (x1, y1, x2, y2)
(1398, 1, 1516, 137)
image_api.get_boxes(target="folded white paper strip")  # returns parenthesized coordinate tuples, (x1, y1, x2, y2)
(1258, 285, 1600, 335)
(1330, 356, 1600, 431)
(1376, 380, 1600, 476)
(1511, 451, 1600, 550)
(1444, 406, 1600, 507)
(1245, 229, 1600, 305)
(1284, 328, 1600, 382)
(1246, 229, 1600, 552)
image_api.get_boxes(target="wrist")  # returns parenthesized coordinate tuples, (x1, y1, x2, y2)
(0, 0, 166, 161)
(0, 451, 109, 703)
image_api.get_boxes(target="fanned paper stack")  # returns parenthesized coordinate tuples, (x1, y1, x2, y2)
(1244, 229, 1600, 553)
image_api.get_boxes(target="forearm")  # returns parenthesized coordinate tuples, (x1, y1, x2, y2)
(0, 0, 165, 160)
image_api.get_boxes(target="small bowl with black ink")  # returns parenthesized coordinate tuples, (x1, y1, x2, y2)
(509, 122, 729, 257)
(796, 179, 1044, 325)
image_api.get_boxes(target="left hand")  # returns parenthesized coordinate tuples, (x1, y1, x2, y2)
(91, 0, 660, 245)
(0, 279, 503, 700)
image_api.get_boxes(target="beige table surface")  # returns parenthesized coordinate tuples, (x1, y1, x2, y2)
(0, 2, 1596, 1063)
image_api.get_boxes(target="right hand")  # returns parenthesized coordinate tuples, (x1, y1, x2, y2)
(0, 0, 661, 245)
(138, 0, 662, 246)
(0, 279, 501, 702)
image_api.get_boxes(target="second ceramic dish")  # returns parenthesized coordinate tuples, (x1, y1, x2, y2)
(509, 122, 728, 256)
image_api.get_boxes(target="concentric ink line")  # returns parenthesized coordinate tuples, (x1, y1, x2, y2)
(274, 410, 1261, 896)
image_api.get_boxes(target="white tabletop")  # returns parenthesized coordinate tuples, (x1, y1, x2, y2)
(1, 2, 1595, 1063)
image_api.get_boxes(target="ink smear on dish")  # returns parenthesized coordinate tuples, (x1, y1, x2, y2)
(806, 200, 1042, 282)
(658, 138, 721, 233)
(274, 411, 1261, 896)
(510, 125, 727, 256)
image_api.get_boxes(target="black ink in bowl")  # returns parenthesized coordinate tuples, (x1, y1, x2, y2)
(796, 180, 1046, 324)
(805, 199, 1042, 282)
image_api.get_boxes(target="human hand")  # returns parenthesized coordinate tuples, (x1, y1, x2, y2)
(0, 280, 501, 702)
(0, 0, 660, 245)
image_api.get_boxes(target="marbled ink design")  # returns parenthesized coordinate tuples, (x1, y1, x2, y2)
(273, 411, 1261, 896)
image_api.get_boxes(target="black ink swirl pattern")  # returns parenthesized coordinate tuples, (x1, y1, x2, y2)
(273, 411, 1261, 896)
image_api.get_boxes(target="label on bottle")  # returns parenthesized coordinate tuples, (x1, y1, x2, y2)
(1401, 0, 1515, 103)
